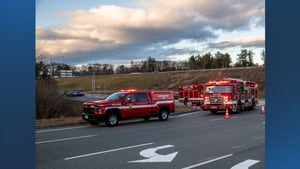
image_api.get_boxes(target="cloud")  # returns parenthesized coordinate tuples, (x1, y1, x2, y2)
(209, 36, 265, 49)
(36, 0, 265, 65)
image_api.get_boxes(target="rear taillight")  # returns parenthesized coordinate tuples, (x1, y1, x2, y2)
(204, 96, 209, 101)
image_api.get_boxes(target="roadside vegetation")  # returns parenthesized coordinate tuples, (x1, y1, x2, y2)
(55, 66, 265, 98)
(36, 49, 265, 124)
(36, 61, 83, 119)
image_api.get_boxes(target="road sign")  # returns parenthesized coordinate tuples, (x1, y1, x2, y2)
(128, 145, 178, 163)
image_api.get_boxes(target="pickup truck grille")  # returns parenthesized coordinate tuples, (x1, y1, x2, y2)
(209, 96, 223, 104)
(83, 107, 95, 115)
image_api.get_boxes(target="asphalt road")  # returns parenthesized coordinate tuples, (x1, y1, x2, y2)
(36, 107, 265, 169)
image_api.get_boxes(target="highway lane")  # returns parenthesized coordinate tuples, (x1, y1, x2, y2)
(36, 107, 265, 169)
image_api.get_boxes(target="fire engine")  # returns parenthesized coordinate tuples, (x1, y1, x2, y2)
(178, 84, 204, 106)
(200, 78, 258, 114)
(82, 89, 175, 127)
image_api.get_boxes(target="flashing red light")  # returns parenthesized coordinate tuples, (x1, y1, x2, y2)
(127, 89, 136, 92)
(120, 89, 137, 92)
(219, 80, 229, 84)
(204, 96, 209, 101)
(223, 96, 228, 102)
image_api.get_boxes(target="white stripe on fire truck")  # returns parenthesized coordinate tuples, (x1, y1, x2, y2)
(105, 100, 174, 110)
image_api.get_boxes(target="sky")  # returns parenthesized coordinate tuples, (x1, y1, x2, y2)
(36, 0, 265, 66)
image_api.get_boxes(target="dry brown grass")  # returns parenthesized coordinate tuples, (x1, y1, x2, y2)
(56, 67, 265, 97)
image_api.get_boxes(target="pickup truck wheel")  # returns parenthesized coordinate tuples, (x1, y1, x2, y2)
(159, 109, 169, 121)
(105, 113, 119, 127)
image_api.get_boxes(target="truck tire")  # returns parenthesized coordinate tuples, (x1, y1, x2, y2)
(159, 109, 169, 121)
(251, 98, 256, 110)
(184, 97, 188, 106)
(235, 101, 241, 113)
(105, 113, 119, 127)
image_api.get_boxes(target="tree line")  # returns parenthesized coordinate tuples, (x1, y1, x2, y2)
(36, 49, 265, 77)
(35, 48, 264, 119)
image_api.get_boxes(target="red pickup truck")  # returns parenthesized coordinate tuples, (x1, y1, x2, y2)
(82, 90, 175, 127)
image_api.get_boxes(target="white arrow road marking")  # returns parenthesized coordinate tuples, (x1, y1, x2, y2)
(128, 145, 178, 163)
(231, 159, 260, 169)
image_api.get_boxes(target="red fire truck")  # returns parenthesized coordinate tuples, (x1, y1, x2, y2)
(178, 84, 204, 106)
(82, 90, 175, 127)
(200, 78, 258, 114)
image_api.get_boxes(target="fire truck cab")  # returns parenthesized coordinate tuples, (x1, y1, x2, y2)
(178, 84, 204, 106)
(200, 78, 258, 114)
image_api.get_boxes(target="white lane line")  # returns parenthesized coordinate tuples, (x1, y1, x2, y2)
(231, 159, 260, 169)
(36, 126, 90, 133)
(176, 112, 200, 117)
(182, 154, 233, 169)
(64, 142, 154, 161)
(36, 135, 97, 144)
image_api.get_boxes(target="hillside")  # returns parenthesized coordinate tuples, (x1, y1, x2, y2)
(55, 66, 265, 98)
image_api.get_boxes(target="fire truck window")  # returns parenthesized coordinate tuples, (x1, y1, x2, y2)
(135, 93, 149, 102)
(205, 86, 232, 93)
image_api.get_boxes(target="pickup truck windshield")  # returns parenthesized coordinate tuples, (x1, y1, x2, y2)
(105, 92, 125, 101)
(205, 86, 232, 94)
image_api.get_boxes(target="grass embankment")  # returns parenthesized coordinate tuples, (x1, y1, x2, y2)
(37, 67, 264, 128)
(56, 66, 265, 98)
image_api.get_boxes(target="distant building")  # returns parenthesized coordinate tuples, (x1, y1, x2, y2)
(58, 70, 73, 77)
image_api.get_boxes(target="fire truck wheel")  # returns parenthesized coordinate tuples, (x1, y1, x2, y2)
(184, 97, 188, 106)
(159, 109, 169, 121)
(250, 104, 255, 110)
(89, 121, 99, 125)
(235, 103, 241, 114)
(251, 100, 256, 110)
(105, 113, 119, 127)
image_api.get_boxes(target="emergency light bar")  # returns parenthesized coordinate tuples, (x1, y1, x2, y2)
(119, 89, 137, 92)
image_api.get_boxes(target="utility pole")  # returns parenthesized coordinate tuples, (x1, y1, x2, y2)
(92, 72, 96, 95)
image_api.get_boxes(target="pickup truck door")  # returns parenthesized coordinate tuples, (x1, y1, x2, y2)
(133, 93, 152, 116)
(122, 94, 138, 118)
